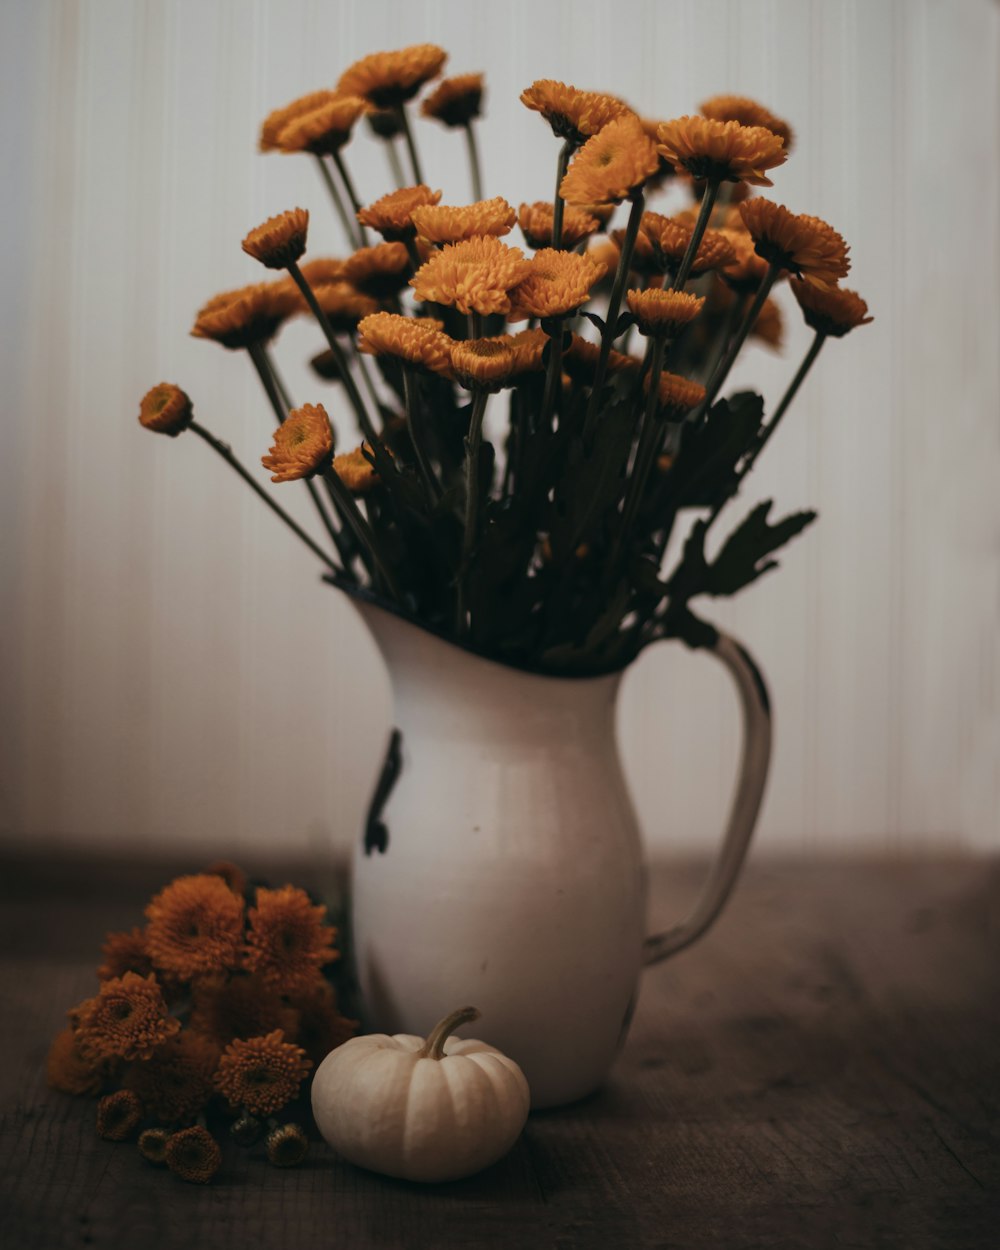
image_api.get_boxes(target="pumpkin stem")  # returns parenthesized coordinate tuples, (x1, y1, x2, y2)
(419, 1006, 481, 1060)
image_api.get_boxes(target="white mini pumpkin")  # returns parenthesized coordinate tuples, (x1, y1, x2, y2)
(311, 1006, 530, 1182)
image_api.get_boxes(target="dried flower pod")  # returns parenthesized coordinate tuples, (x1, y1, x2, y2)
(266, 1122, 309, 1168)
(96, 1089, 143, 1141)
(138, 1126, 170, 1165)
(230, 1112, 262, 1147)
(138, 383, 193, 437)
(165, 1125, 222, 1184)
(242, 208, 309, 270)
(422, 73, 484, 127)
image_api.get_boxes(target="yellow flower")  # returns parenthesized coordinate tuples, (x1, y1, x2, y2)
(341, 241, 415, 298)
(411, 197, 516, 245)
(262, 403, 334, 483)
(272, 93, 369, 155)
(563, 335, 639, 383)
(657, 116, 787, 186)
(750, 296, 784, 350)
(46, 1028, 104, 1096)
(518, 201, 600, 250)
(637, 213, 736, 278)
(507, 327, 549, 376)
(520, 80, 634, 146)
(214, 1030, 312, 1117)
(719, 225, 772, 291)
(357, 185, 442, 241)
(333, 446, 380, 494)
(357, 311, 453, 375)
(507, 248, 606, 321)
(337, 44, 447, 109)
(450, 337, 517, 391)
(792, 282, 873, 337)
(559, 116, 661, 206)
(191, 281, 299, 350)
(138, 383, 192, 437)
(626, 288, 705, 338)
(307, 281, 379, 333)
(421, 73, 484, 127)
(410, 235, 531, 316)
(297, 257, 346, 286)
(700, 93, 794, 149)
(164, 1125, 222, 1184)
(242, 208, 309, 270)
(96, 1090, 143, 1141)
(739, 198, 850, 288)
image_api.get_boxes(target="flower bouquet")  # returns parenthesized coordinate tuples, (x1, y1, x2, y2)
(136, 45, 872, 1106)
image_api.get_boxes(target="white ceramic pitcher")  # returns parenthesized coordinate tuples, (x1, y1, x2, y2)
(348, 594, 771, 1109)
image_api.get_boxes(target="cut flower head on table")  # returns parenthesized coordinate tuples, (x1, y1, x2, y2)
(140, 43, 871, 675)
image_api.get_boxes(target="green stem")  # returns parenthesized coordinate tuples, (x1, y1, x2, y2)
(190, 422, 342, 574)
(402, 366, 443, 501)
(247, 341, 349, 566)
(671, 177, 721, 290)
(404, 237, 424, 274)
(456, 388, 489, 634)
(314, 154, 360, 249)
(386, 139, 406, 189)
(322, 468, 401, 599)
(331, 148, 369, 245)
(419, 1006, 481, 1060)
(698, 289, 746, 385)
(396, 104, 424, 184)
(468, 310, 483, 340)
(551, 140, 574, 250)
(539, 320, 565, 432)
(697, 262, 780, 416)
(582, 190, 645, 443)
(464, 122, 483, 202)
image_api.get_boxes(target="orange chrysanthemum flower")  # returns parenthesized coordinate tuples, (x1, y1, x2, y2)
(357, 185, 442, 241)
(188, 972, 298, 1048)
(656, 117, 787, 186)
(410, 235, 531, 316)
(145, 874, 245, 980)
(560, 115, 661, 206)
(450, 337, 518, 391)
(644, 369, 707, 414)
(273, 94, 368, 155)
(262, 403, 334, 484)
(191, 281, 300, 349)
(720, 226, 772, 292)
(165, 1125, 222, 1184)
(261, 90, 333, 151)
(96, 1089, 143, 1141)
(751, 296, 784, 349)
(637, 213, 736, 278)
(508, 327, 550, 376)
(563, 335, 639, 383)
(341, 241, 415, 298)
(518, 200, 601, 250)
(520, 79, 634, 146)
(586, 237, 621, 278)
(626, 288, 705, 337)
(792, 282, 873, 337)
(214, 1030, 312, 1117)
(46, 1028, 105, 1096)
(411, 196, 516, 245)
(739, 198, 850, 288)
(285, 977, 358, 1066)
(308, 281, 380, 332)
(74, 972, 180, 1063)
(297, 257, 346, 286)
(333, 446, 380, 494)
(507, 248, 606, 321)
(242, 208, 309, 270)
(138, 383, 192, 437)
(700, 93, 794, 150)
(421, 73, 484, 127)
(337, 44, 447, 109)
(244, 885, 338, 993)
(357, 311, 453, 375)
(125, 1030, 220, 1124)
(98, 927, 154, 982)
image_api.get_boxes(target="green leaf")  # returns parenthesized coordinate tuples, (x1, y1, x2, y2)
(705, 501, 817, 596)
(672, 391, 764, 509)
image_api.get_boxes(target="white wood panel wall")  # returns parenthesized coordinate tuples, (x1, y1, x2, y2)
(2, 0, 998, 861)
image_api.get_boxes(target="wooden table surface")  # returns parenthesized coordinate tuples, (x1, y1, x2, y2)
(0, 854, 997, 1249)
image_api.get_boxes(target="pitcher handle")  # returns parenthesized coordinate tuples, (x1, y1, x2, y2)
(643, 629, 772, 966)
